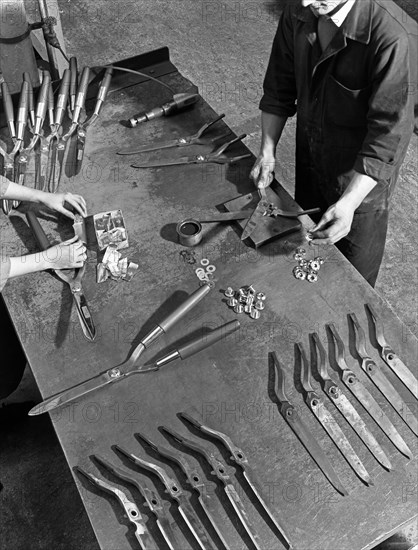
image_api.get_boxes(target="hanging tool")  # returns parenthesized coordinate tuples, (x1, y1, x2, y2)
(26, 211, 96, 342)
(45, 68, 71, 192)
(118, 114, 230, 155)
(55, 66, 91, 185)
(179, 411, 293, 549)
(114, 445, 216, 550)
(73, 67, 113, 176)
(310, 332, 392, 470)
(15, 71, 50, 190)
(131, 134, 251, 169)
(37, 0, 68, 79)
(0, 79, 28, 214)
(296, 343, 373, 486)
(271, 352, 347, 496)
(76, 467, 157, 550)
(129, 92, 199, 127)
(35, 73, 54, 191)
(23, 72, 36, 129)
(327, 323, 412, 459)
(93, 455, 181, 550)
(161, 426, 262, 550)
(135, 431, 231, 550)
(349, 313, 418, 436)
(69, 57, 78, 114)
(28, 285, 240, 415)
(366, 303, 418, 401)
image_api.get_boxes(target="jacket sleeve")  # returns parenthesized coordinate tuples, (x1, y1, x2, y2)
(259, 6, 297, 117)
(354, 34, 417, 180)
(0, 177, 11, 292)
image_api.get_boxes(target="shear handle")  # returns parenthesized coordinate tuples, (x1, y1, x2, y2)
(213, 133, 246, 156)
(271, 351, 290, 403)
(194, 113, 225, 139)
(296, 342, 315, 393)
(1, 82, 16, 139)
(309, 332, 330, 381)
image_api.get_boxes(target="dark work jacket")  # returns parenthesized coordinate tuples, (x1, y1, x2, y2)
(260, 0, 418, 211)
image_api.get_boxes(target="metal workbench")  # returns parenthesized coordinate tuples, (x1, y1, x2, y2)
(1, 49, 417, 550)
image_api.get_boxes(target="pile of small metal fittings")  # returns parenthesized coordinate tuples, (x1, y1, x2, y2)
(195, 258, 217, 288)
(96, 244, 139, 283)
(292, 247, 324, 283)
(224, 285, 266, 320)
(179, 249, 197, 265)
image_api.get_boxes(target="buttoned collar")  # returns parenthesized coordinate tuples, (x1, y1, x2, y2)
(295, 0, 372, 44)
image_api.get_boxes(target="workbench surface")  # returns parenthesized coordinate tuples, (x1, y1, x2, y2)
(1, 56, 417, 550)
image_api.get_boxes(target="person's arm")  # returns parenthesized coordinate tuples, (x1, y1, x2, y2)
(310, 172, 378, 244)
(0, 176, 87, 219)
(250, 112, 288, 188)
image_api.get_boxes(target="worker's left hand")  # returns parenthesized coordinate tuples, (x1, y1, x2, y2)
(41, 192, 87, 219)
(309, 201, 355, 244)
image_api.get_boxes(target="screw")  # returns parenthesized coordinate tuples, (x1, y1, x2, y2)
(227, 297, 238, 307)
(224, 287, 235, 298)
(256, 292, 266, 301)
(234, 304, 244, 314)
(255, 300, 265, 310)
(250, 309, 260, 320)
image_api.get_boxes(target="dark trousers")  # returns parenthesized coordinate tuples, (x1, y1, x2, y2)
(295, 185, 389, 288)
(0, 296, 27, 399)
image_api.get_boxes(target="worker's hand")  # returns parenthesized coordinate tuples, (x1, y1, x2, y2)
(309, 201, 355, 245)
(44, 236, 87, 270)
(250, 153, 275, 189)
(41, 192, 87, 219)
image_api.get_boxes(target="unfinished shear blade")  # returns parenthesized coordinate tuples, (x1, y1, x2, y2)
(366, 303, 418, 400)
(240, 199, 269, 241)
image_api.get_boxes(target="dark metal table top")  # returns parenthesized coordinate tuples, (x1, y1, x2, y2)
(1, 54, 417, 550)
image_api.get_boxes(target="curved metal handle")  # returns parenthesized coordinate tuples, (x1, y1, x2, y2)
(69, 56, 78, 112)
(214, 133, 246, 156)
(47, 82, 55, 127)
(271, 351, 289, 403)
(365, 303, 388, 349)
(296, 342, 314, 392)
(348, 313, 368, 357)
(326, 323, 349, 372)
(34, 71, 51, 135)
(194, 113, 225, 138)
(310, 332, 330, 381)
(177, 319, 240, 360)
(93, 66, 113, 116)
(26, 211, 51, 250)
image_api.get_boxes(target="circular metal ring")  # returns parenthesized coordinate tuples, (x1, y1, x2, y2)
(195, 267, 205, 275)
(200, 258, 210, 266)
(206, 265, 216, 273)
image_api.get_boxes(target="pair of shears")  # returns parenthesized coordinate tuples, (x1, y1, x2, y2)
(28, 284, 240, 415)
(0, 79, 29, 214)
(26, 211, 96, 342)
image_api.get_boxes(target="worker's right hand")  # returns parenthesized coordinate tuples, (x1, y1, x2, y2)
(44, 236, 87, 270)
(250, 153, 275, 189)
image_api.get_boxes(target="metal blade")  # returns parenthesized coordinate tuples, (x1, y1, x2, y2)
(382, 353, 418, 401)
(328, 388, 392, 469)
(224, 483, 262, 550)
(198, 494, 231, 550)
(132, 157, 193, 168)
(242, 469, 293, 548)
(198, 210, 254, 222)
(36, 137, 49, 191)
(74, 128, 86, 175)
(72, 290, 96, 341)
(282, 404, 348, 495)
(241, 200, 267, 241)
(156, 518, 179, 550)
(118, 139, 182, 155)
(133, 522, 159, 550)
(311, 399, 372, 485)
(28, 369, 120, 415)
(361, 359, 418, 436)
(177, 495, 216, 550)
(342, 372, 413, 459)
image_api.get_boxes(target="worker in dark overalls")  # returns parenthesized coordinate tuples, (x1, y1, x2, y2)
(0, 176, 87, 403)
(251, 0, 417, 286)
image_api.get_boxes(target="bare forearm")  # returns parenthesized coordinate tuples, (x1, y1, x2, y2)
(8, 253, 49, 279)
(1, 177, 49, 203)
(338, 171, 378, 210)
(260, 111, 288, 154)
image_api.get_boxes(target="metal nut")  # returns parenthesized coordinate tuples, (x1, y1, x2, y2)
(294, 253, 304, 261)
(293, 266, 306, 280)
(298, 259, 308, 268)
(315, 256, 325, 265)
(307, 272, 318, 283)
(308, 260, 321, 272)
(224, 287, 235, 298)
(255, 300, 265, 310)
(227, 297, 238, 307)
(250, 308, 260, 320)
(234, 304, 244, 314)
(296, 247, 306, 255)
(256, 292, 266, 301)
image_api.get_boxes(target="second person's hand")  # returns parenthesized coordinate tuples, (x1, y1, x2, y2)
(41, 192, 87, 219)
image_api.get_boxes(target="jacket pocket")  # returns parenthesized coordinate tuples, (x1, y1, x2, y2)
(324, 75, 371, 129)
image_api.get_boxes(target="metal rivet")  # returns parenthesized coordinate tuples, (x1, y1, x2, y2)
(234, 304, 244, 314)
(256, 292, 266, 301)
(255, 300, 265, 310)
(227, 297, 238, 307)
(224, 287, 235, 298)
(250, 308, 260, 320)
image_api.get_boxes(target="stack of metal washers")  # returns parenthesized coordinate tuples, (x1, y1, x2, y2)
(224, 284, 266, 319)
(292, 247, 324, 283)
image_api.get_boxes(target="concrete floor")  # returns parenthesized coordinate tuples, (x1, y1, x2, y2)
(1, 0, 417, 549)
